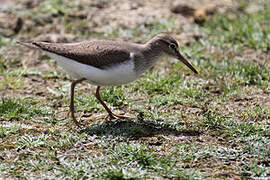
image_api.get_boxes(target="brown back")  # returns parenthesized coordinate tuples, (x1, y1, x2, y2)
(33, 40, 139, 69)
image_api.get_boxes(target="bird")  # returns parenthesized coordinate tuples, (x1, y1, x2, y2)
(18, 33, 198, 126)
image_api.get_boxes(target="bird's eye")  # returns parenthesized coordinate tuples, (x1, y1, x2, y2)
(169, 43, 177, 50)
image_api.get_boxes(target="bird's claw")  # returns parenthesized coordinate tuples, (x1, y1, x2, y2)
(108, 113, 133, 120)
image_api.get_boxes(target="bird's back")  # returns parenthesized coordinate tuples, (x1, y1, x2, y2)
(20, 40, 143, 69)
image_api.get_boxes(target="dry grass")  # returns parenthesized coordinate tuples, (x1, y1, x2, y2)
(0, 0, 269, 179)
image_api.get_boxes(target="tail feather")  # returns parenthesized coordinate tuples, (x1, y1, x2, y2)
(17, 41, 40, 49)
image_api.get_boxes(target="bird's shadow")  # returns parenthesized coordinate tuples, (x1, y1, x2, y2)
(80, 118, 201, 140)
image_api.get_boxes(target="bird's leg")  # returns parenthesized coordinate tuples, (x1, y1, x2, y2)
(67, 78, 86, 126)
(95, 86, 114, 119)
(95, 86, 131, 120)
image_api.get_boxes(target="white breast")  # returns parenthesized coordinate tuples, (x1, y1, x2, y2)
(46, 52, 138, 86)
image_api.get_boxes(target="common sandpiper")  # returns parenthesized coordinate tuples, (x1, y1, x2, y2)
(19, 33, 198, 126)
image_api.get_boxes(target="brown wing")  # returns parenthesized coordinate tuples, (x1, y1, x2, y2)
(32, 40, 132, 69)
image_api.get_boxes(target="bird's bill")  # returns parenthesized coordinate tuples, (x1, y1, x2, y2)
(177, 52, 198, 74)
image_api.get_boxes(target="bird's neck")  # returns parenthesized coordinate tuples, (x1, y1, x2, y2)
(133, 43, 164, 75)
(143, 43, 164, 62)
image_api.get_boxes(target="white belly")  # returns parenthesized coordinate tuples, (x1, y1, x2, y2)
(46, 52, 138, 86)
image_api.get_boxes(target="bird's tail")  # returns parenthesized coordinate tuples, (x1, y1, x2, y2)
(17, 41, 40, 49)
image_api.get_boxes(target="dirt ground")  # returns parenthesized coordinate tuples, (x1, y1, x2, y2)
(0, 0, 269, 179)
(1, 0, 243, 91)
(0, 0, 242, 101)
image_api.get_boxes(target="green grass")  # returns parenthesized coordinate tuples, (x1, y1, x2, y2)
(73, 86, 126, 113)
(0, 98, 49, 122)
(203, 4, 270, 50)
(1, 0, 270, 179)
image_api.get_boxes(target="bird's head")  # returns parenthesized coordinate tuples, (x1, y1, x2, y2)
(150, 33, 198, 74)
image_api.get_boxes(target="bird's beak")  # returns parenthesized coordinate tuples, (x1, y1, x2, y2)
(176, 51, 198, 74)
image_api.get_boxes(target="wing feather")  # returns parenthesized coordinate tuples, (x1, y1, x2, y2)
(32, 40, 132, 69)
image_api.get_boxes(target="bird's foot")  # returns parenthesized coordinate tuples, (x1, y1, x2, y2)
(66, 117, 81, 131)
(66, 110, 71, 118)
(108, 112, 133, 120)
(66, 110, 82, 127)
(73, 118, 81, 127)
